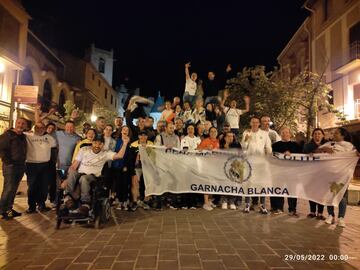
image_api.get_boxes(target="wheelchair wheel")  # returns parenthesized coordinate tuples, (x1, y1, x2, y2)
(100, 198, 111, 224)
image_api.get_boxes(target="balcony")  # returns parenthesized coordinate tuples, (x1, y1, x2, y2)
(336, 41, 360, 74)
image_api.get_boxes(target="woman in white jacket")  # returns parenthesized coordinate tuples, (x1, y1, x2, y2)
(318, 127, 355, 228)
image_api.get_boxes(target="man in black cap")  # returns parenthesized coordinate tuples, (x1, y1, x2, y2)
(62, 135, 129, 216)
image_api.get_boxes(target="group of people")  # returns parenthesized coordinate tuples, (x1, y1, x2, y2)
(0, 63, 355, 229)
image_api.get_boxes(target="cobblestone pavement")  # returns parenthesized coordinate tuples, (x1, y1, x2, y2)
(0, 198, 360, 270)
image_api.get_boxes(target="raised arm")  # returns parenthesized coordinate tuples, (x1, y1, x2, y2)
(220, 90, 230, 109)
(125, 109, 137, 133)
(185, 62, 191, 80)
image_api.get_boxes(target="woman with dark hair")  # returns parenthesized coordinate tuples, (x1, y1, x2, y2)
(112, 126, 133, 210)
(317, 127, 355, 227)
(205, 103, 217, 124)
(303, 128, 327, 220)
(219, 131, 241, 210)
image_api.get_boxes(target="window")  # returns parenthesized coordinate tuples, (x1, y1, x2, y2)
(105, 88, 108, 99)
(323, 0, 329, 22)
(21, 67, 34, 85)
(41, 80, 53, 112)
(111, 94, 113, 105)
(99, 58, 105, 73)
(98, 79, 101, 87)
(92, 73, 95, 80)
(58, 90, 66, 116)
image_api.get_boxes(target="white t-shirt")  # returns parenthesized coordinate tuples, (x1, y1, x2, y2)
(185, 78, 197, 96)
(224, 107, 243, 129)
(25, 133, 57, 163)
(76, 147, 115, 176)
(241, 129, 272, 155)
(181, 135, 201, 150)
(319, 141, 355, 153)
(262, 129, 281, 144)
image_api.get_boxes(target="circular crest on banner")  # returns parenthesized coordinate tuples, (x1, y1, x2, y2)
(224, 155, 252, 183)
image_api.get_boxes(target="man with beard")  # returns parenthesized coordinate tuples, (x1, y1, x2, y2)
(62, 135, 129, 216)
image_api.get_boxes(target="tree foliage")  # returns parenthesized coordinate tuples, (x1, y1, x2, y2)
(226, 66, 345, 140)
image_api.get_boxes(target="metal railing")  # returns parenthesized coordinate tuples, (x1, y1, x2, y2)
(333, 41, 360, 70)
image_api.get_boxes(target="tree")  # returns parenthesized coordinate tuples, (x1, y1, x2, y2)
(226, 66, 299, 134)
(225, 66, 345, 140)
(291, 71, 346, 140)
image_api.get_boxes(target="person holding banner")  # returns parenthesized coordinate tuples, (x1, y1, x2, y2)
(303, 128, 327, 220)
(241, 117, 272, 214)
(129, 131, 154, 211)
(271, 127, 302, 216)
(220, 131, 241, 210)
(180, 124, 202, 209)
(318, 127, 355, 228)
(198, 127, 220, 211)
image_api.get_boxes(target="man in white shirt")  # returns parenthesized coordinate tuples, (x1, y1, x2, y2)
(183, 62, 197, 106)
(25, 122, 57, 213)
(260, 115, 281, 144)
(260, 115, 281, 211)
(241, 117, 272, 214)
(221, 90, 250, 138)
(63, 135, 129, 216)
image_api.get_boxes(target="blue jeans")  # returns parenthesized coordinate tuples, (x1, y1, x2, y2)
(65, 171, 97, 204)
(0, 164, 25, 213)
(327, 190, 348, 218)
(183, 92, 196, 107)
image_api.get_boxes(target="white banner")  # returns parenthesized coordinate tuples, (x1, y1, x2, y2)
(140, 146, 359, 206)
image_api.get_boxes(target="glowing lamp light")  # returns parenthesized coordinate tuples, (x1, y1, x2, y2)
(90, 115, 97, 122)
(0, 62, 5, 73)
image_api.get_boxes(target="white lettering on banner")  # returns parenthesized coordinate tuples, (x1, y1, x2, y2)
(140, 146, 359, 206)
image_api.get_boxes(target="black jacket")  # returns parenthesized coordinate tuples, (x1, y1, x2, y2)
(0, 129, 27, 165)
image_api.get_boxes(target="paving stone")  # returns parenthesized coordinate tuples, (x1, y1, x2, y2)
(179, 254, 201, 267)
(111, 261, 135, 270)
(202, 260, 226, 270)
(135, 255, 157, 268)
(66, 263, 90, 270)
(116, 249, 139, 261)
(159, 249, 178, 260)
(245, 260, 271, 270)
(75, 251, 99, 263)
(45, 259, 73, 270)
(92, 256, 116, 269)
(157, 260, 179, 270)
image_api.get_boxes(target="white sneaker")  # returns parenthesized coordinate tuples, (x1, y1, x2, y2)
(244, 203, 250, 213)
(337, 217, 346, 227)
(229, 204, 236, 210)
(210, 202, 217, 208)
(123, 201, 129, 211)
(203, 204, 213, 211)
(221, 202, 228, 210)
(325, 215, 335, 224)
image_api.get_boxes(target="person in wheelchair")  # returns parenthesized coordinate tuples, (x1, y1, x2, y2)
(61, 135, 129, 216)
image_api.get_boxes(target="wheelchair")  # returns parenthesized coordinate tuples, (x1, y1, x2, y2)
(55, 170, 112, 229)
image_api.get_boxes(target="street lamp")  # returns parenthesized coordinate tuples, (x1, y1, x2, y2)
(91, 114, 97, 122)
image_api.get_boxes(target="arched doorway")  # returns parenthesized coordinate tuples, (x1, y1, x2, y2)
(21, 67, 34, 85)
(58, 90, 66, 116)
(41, 79, 52, 112)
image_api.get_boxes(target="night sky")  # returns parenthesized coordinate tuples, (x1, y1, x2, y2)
(22, 0, 308, 99)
